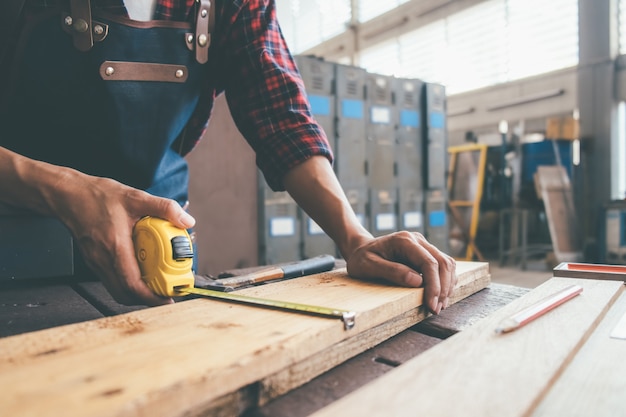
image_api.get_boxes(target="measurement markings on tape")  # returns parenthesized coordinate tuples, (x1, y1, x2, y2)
(176, 286, 356, 330)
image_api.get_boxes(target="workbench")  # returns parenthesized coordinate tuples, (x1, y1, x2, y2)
(0, 261, 528, 416)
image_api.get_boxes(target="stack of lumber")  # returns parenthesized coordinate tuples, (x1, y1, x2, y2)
(0, 261, 490, 417)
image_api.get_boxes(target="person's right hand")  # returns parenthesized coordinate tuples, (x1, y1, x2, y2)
(53, 171, 196, 306)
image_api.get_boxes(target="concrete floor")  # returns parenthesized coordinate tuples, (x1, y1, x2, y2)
(487, 259, 553, 288)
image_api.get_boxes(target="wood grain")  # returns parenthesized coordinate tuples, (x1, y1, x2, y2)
(532, 291, 626, 417)
(414, 282, 530, 339)
(258, 271, 490, 405)
(310, 278, 624, 417)
(0, 262, 489, 417)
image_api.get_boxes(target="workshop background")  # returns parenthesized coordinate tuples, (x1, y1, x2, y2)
(186, 0, 626, 280)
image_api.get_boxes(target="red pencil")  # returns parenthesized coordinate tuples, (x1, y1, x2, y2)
(495, 284, 583, 334)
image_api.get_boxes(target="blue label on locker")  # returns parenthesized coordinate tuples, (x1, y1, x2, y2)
(429, 210, 446, 227)
(342, 99, 364, 119)
(308, 95, 331, 116)
(400, 110, 420, 128)
(429, 111, 445, 129)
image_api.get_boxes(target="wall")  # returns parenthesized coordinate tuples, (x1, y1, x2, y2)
(186, 95, 259, 276)
(446, 67, 578, 145)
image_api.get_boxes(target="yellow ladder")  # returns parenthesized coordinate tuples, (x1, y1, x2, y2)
(447, 143, 488, 261)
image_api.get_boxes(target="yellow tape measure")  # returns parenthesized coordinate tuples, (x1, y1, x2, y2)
(133, 216, 356, 330)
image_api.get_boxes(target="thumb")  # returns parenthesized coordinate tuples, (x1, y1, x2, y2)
(143, 197, 196, 230)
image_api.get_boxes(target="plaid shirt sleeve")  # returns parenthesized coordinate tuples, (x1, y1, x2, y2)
(217, 0, 334, 191)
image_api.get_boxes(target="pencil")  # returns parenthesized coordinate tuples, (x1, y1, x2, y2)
(495, 284, 583, 334)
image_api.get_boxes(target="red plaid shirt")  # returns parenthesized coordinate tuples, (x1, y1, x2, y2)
(36, 0, 333, 191)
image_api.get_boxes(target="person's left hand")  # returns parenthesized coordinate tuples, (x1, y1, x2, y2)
(345, 231, 457, 315)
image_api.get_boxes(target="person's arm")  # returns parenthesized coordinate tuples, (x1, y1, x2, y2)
(220, 0, 455, 313)
(0, 146, 195, 306)
(283, 156, 457, 314)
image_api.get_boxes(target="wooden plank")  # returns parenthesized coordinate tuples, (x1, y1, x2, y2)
(257, 269, 490, 405)
(414, 282, 530, 338)
(0, 262, 488, 417)
(257, 282, 525, 417)
(309, 277, 624, 417)
(532, 290, 626, 417)
(253, 332, 442, 417)
(534, 166, 582, 261)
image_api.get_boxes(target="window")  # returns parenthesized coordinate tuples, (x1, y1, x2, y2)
(507, 0, 578, 80)
(620, 0, 626, 55)
(359, 39, 401, 77)
(359, 0, 578, 94)
(357, 0, 410, 23)
(277, 0, 579, 94)
(275, 0, 351, 54)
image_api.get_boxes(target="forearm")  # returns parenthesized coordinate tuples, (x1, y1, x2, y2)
(0, 146, 77, 217)
(283, 156, 372, 260)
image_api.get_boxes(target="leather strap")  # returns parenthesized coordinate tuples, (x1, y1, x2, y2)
(194, 0, 212, 64)
(69, 0, 94, 51)
(99, 61, 189, 83)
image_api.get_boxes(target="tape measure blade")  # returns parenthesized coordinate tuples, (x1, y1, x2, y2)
(177, 287, 356, 330)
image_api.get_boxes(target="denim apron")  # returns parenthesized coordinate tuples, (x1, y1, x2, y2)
(0, 1, 214, 275)
(1, 0, 213, 206)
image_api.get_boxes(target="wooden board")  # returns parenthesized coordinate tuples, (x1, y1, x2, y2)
(310, 277, 624, 417)
(0, 261, 489, 417)
(413, 282, 530, 339)
(532, 291, 626, 417)
(534, 166, 582, 262)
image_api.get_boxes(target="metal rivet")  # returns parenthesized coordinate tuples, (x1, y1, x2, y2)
(105, 66, 115, 76)
(198, 34, 207, 47)
(64, 16, 73, 26)
(175, 69, 184, 78)
(201, 9, 207, 18)
(73, 19, 89, 33)
(187, 34, 194, 44)
(94, 25, 104, 35)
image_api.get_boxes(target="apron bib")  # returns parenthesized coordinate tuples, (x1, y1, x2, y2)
(1, 1, 213, 206)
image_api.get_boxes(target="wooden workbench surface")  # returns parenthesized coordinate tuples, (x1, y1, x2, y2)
(0, 261, 528, 417)
(309, 278, 626, 417)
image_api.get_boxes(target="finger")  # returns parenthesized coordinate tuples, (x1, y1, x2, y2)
(445, 255, 458, 304)
(127, 189, 196, 229)
(384, 232, 442, 313)
(350, 252, 425, 288)
(414, 234, 456, 309)
(154, 198, 196, 229)
(115, 238, 174, 306)
(351, 236, 442, 314)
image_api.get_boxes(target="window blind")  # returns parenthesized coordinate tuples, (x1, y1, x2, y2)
(359, 0, 578, 94)
(278, 0, 579, 94)
(275, 0, 351, 54)
(619, 0, 626, 54)
(357, 0, 410, 23)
